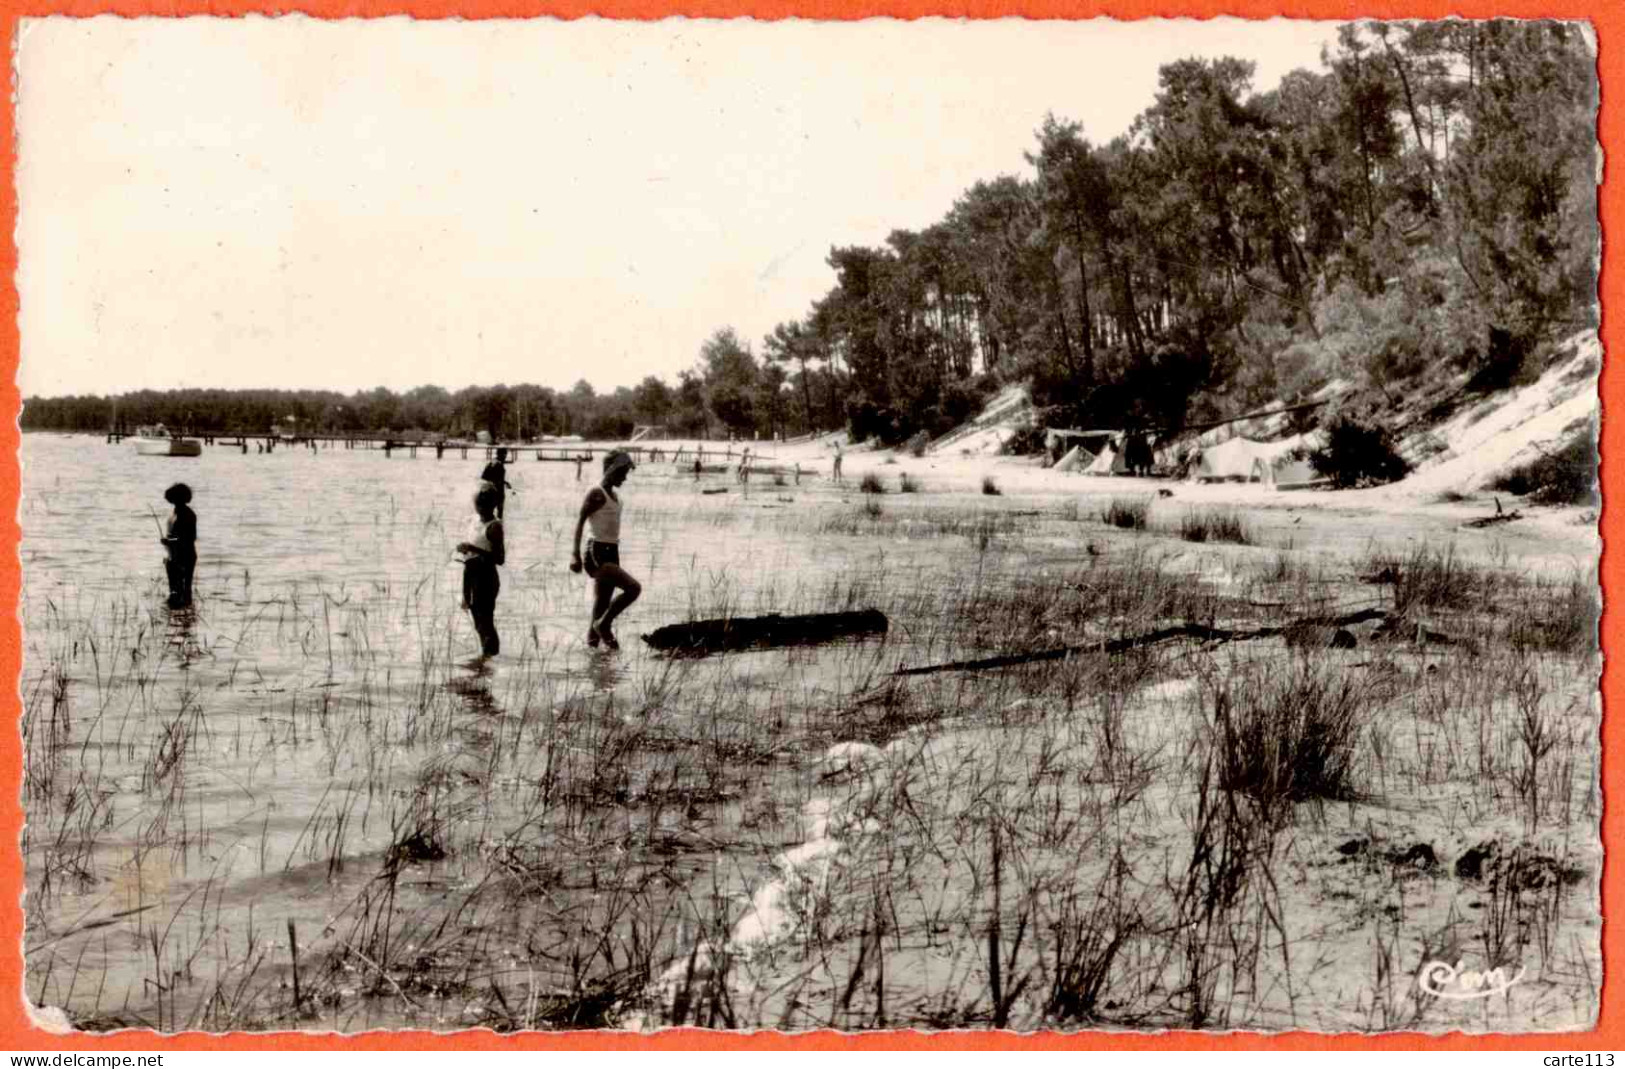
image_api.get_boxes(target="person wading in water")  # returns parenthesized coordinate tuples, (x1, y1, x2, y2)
(456, 484, 506, 658)
(159, 482, 197, 609)
(479, 447, 513, 518)
(570, 450, 641, 650)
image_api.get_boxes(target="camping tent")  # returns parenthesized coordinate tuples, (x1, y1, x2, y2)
(1191, 437, 1269, 482)
(1268, 459, 1327, 490)
(1247, 434, 1330, 490)
(1083, 441, 1131, 476)
(1054, 445, 1095, 472)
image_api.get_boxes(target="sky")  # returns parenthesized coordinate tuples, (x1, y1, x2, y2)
(15, 16, 1343, 399)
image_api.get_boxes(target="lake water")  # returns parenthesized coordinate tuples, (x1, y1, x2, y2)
(20, 432, 912, 1030)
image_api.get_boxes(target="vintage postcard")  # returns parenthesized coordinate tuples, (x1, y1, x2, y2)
(11, 13, 1606, 1042)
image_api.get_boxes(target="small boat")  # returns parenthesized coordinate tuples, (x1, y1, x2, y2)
(133, 424, 202, 457)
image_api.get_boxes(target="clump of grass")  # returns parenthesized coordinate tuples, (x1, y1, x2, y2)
(1209, 662, 1369, 808)
(899, 473, 919, 494)
(1382, 543, 1480, 616)
(906, 431, 930, 458)
(1100, 496, 1149, 531)
(863, 497, 884, 519)
(1504, 569, 1598, 653)
(860, 472, 884, 494)
(1177, 508, 1251, 545)
(981, 476, 1001, 496)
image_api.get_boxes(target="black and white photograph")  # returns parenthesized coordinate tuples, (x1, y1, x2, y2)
(15, 15, 1602, 1034)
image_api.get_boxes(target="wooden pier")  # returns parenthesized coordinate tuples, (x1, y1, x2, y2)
(107, 430, 781, 469)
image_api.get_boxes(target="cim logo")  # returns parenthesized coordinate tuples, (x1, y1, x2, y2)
(1418, 959, 1526, 1000)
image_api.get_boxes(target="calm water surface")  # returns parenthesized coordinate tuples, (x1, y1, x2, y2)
(23, 433, 863, 654)
(20, 433, 904, 1028)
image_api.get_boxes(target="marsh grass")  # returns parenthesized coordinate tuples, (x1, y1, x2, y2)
(1503, 569, 1597, 655)
(814, 506, 1020, 550)
(1362, 542, 1597, 657)
(1208, 663, 1369, 808)
(20, 487, 1601, 1034)
(1363, 542, 1481, 616)
(1101, 497, 1150, 531)
(1178, 508, 1252, 545)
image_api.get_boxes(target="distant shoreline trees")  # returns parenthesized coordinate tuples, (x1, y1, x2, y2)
(24, 20, 1597, 449)
(22, 382, 686, 442)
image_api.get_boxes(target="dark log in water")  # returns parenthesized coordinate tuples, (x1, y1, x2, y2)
(644, 609, 889, 655)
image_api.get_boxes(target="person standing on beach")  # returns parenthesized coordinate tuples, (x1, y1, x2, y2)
(570, 450, 641, 650)
(456, 484, 505, 658)
(159, 483, 197, 609)
(832, 441, 844, 482)
(480, 447, 513, 518)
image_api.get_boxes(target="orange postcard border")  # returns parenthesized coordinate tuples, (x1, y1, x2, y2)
(0, 0, 1615, 1051)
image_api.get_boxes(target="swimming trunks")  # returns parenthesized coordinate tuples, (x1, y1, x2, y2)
(583, 540, 620, 578)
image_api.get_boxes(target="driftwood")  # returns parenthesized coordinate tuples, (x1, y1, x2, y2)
(644, 609, 889, 655)
(1463, 510, 1521, 529)
(892, 608, 1390, 677)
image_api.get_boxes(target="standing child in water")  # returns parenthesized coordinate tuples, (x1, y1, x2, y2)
(479, 447, 512, 518)
(570, 450, 641, 650)
(160, 483, 197, 609)
(456, 484, 505, 658)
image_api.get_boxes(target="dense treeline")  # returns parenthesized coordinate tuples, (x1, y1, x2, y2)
(805, 20, 1596, 444)
(775, 20, 1596, 444)
(23, 379, 701, 442)
(24, 22, 1597, 447)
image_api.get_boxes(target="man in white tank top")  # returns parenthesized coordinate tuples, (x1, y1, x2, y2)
(570, 450, 641, 650)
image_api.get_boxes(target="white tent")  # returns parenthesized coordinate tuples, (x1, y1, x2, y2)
(1248, 434, 1330, 490)
(1054, 445, 1096, 472)
(1083, 442, 1130, 476)
(1191, 437, 1269, 482)
(1269, 459, 1328, 490)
